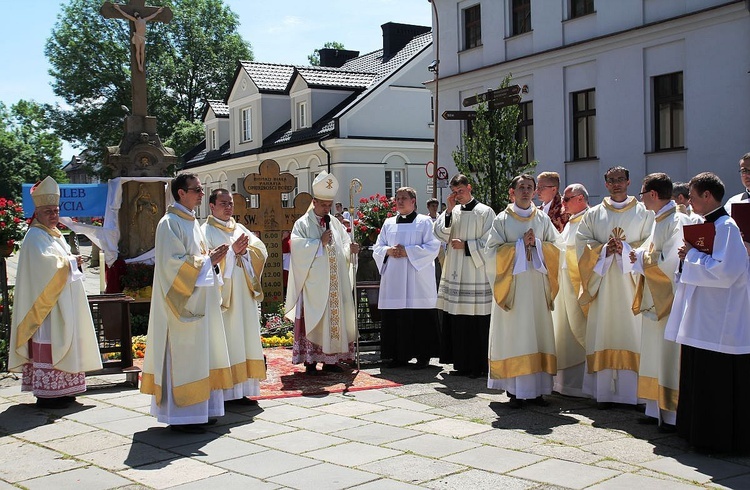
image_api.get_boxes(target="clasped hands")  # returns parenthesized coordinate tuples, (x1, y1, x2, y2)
(605, 237, 624, 257)
(388, 244, 407, 258)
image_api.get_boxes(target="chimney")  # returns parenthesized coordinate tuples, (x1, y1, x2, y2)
(382, 22, 431, 60)
(319, 48, 360, 68)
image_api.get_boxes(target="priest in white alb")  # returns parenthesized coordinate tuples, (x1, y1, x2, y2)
(141, 173, 233, 433)
(373, 186, 441, 368)
(576, 166, 653, 408)
(9, 176, 102, 409)
(485, 174, 562, 408)
(629, 173, 691, 430)
(202, 188, 267, 406)
(285, 171, 359, 375)
(551, 184, 590, 398)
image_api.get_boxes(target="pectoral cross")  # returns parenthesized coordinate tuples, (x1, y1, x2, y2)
(101, 1, 172, 117)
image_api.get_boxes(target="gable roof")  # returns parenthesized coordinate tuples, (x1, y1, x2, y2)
(294, 67, 376, 90)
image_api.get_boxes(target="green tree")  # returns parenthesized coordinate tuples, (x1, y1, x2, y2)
(452, 76, 535, 213)
(308, 41, 345, 66)
(45, 0, 252, 167)
(0, 101, 67, 201)
(164, 118, 205, 160)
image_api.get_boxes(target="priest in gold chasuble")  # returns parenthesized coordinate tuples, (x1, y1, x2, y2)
(575, 167, 653, 407)
(202, 188, 267, 405)
(285, 172, 358, 375)
(10, 176, 102, 409)
(486, 175, 562, 407)
(141, 174, 233, 432)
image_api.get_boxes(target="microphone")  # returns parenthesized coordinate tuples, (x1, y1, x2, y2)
(324, 215, 330, 230)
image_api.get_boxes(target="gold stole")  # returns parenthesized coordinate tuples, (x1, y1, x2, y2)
(326, 242, 341, 341)
(164, 206, 206, 317)
(631, 208, 676, 319)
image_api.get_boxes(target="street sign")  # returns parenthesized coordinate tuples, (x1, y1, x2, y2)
(488, 94, 522, 110)
(425, 160, 435, 178)
(436, 166, 449, 180)
(442, 110, 477, 121)
(437, 178, 449, 188)
(462, 85, 522, 107)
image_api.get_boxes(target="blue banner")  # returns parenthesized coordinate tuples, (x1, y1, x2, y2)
(22, 183, 108, 218)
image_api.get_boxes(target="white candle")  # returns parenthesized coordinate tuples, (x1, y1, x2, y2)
(99, 251, 106, 293)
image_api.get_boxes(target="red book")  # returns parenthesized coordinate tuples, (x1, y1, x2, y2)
(683, 223, 714, 255)
(731, 202, 750, 242)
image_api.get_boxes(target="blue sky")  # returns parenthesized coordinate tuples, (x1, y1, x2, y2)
(1, 0, 433, 161)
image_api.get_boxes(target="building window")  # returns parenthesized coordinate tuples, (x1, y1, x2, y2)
(241, 107, 252, 142)
(516, 101, 534, 165)
(570, 0, 594, 19)
(210, 129, 217, 150)
(512, 0, 531, 36)
(463, 4, 481, 49)
(654, 72, 684, 151)
(297, 101, 307, 129)
(572, 89, 596, 160)
(384, 170, 403, 198)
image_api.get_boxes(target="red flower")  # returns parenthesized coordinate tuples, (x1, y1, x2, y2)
(353, 219, 359, 225)
(360, 226, 367, 232)
(386, 212, 393, 218)
(376, 228, 381, 233)
(372, 207, 379, 212)
(359, 197, 368, 204)
(13, 218, 20, 224)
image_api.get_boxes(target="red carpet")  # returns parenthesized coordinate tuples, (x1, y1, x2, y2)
(256, 347, 400, 400)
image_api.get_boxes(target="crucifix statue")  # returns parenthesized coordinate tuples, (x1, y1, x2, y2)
(101, 0, 172, 117)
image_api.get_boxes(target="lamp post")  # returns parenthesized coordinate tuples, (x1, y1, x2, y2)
(428, 0, 439, 199)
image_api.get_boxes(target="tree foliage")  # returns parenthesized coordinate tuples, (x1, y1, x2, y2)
(452, 76, 536, 213)
(0, 101, 67, 201)
(45, 0, 252, 167)
(164, 118, 206, 159)
(308, 41, 345, 66)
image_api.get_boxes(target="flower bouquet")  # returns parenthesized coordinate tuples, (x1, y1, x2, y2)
(0, 197, 27, 256)
(353, 194, 396, 244)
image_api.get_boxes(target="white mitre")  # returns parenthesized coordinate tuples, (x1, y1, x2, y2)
(31, 176, 60, 207)
(312, 171, 338, 201)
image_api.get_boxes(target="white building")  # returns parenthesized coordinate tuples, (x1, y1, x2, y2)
(184, 22, 437, 218)
(429, 0, 750, 201)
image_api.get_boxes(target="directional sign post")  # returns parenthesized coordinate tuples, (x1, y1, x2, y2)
(442, 110, 477, 121)
(463, 85, 522, 107)
(488, 94, 522, 110)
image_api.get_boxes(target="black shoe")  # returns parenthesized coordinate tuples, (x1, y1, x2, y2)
(637, 416, 658, 425)
(305, 363, 319, 375)
(530, 396, 549, 407)
(507, 397, 524, 409)
(36, 397, 71, 409)
(202, 418, 218, 426)
(169, 424, 206, 434)
(226, 397, 259, 407)
(658, 423, 677, 433)
(322, 363, 344, 373)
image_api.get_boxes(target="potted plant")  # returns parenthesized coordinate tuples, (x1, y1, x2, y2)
(0, 198, 27, 257)
(120, 262, 155, 299)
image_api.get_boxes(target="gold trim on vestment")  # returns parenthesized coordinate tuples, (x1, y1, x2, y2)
(586, 349, 640, 373)
(493, 243, 516, 310)
(637, 375, 679, 412)
(541, 242, 559, 308)
(504, 204, 537, 222)
(168, 205, 195, 221)
(15, 260, 70, 349)
(207, 215, 233, 232)
(602, 197, 638, 213)
(208, 216, 265, 302)
(165, 260, 202, 318)
(578, 243, 603, 306)
(140, 373, 161, 406)
(31, 220, 62, 238)
(230, 359, 267, 384)
(490, 352, 557, 379)
(643, 263, 674, 320)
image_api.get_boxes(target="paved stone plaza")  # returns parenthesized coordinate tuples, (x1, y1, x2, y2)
(2, 245, 750, 489)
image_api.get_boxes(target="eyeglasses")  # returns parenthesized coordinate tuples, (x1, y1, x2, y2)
(739, 168, 750, 175)
(606, 177, 628, 184)
(537, 185, 555, 190)
(638, 190, 649, 196)
(185, 186, 204, 193)
(562, 195, 580, 202)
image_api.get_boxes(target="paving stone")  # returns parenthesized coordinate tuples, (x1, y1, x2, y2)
(0, 405, 53, 433)
(359, 454, 466, 484)
(268, 462, 379, 489)
(335, 422, 421, 445)
(97, 414, 167, 436)
(409, 417, 492, 438)
(444, 445, 546, 473)
(253, 404, 323, 423)
(20, 465, 133, 490)
(104, 393, 153, 410)
(358, 407, 441, 427)
(80, 388, 140, 401)
(406, 392, 478, 409)
(286, 413, 370, 433)
(0, 480, 17, 489)
(527, 443, 603, 465)
(167, 471, 281, 489)
(314, 399, 389, 417)
(62, 405, 143, 425)
(439, 399, 508, 421)
(304, 441, 402, 466)
(508, 458, 620, 489)
(0, 440, 86, 482)
(424, 407, 456, 417)
(170, 436, 266, 463)
(215, 449, 320, 479)
(465, 428, 543, 450)
(349, 478, 424, 489)
(44, 430, 132, 456)
(559, 406, 636, 426)
(423, 468, 537, 490)
(712, 472, 750, 489)
(254, 428, 346, 454)
(220, 418, 298, 441)
(385, 433, 480, 458)
(639, 453, 750, 484)
(539, 422, 627, 447)
(378, 397, 435, 412)
(342, 389, 399, 404)
(118, 457, 225, 489)
(587, 472, 704, 489)
(582, 436, 682, 464)
(132, 425, 217, 449)
(490, 406, 580, 436)
(280, 394, 337, 408)
(77, 441, 177, 470)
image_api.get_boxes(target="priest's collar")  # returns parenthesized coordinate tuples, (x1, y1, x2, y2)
(512, 202, 534, 218)
(396, 211, 417, 223)
(174, 201, 195, 216)
(211, 215, 231, 227)
(744, 189, 750, 200)
(461, 199, 477, 211)
(605, 196, 633, 209)
(570, 208, 588, 220)
(655, 200, 676, 218)
(703, 205, 727, 223)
